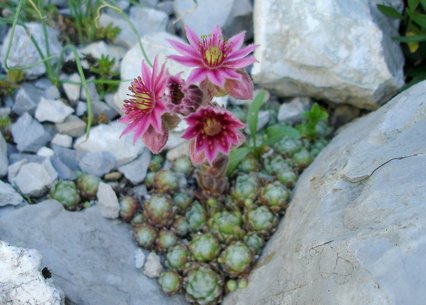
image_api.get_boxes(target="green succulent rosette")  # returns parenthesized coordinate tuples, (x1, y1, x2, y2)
(184, 265, 223, 305)
(189, 233, 220, 263)
(185, 201, 207, 233)
(165, 244, 190, 271)
(156, 229, 178, 252)
(143, 194, 175, 227)
(159, 271, 182, 295)
(154, 169, 179, 193)
(245, 206, 278, 236)
(119, 195, 139, 222)
(208, 211, 245, 243)
(218, 241, 253, 278)
(260, 182, 289, 213)
(50, 180, 80, 211)
(76, 172, 100, 200)
(133, 222, 158, 250)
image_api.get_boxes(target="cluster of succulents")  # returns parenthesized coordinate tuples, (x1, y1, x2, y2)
(111, 103, 332, 304)
(49, 172, 100, 211)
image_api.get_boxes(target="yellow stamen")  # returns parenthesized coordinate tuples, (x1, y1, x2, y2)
(205, 46, 223, 66)
(203, 118, 222, 136)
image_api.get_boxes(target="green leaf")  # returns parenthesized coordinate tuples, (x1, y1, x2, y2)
(247, 90, 266, 147)
(393, 34, 426, 42)
(408, 0, 420, 11)
(377, 4, 403, 19)
(226, 146, 252, 176)
(407, 10, 426, 28)
(265, 124, 301, 145)
(421, 0, 426, 10)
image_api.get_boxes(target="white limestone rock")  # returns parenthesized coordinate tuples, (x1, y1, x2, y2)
(74, 120, 144, 166)
(118, 149, 151, 185)
(252, 0, 405, 109)
(62, 73, 81, 102)
(0, 241, 64, 305)
(223, 81, 426, 305)
(96, 182, 120, 219)
(51, 134, 73, 148)
(12, 159, 58, 197)
(143, 252, 162, 278)
(0, 23, 62, 79)
(278, 97, 312, 124)
(55, 115, 86, 137)
(35, 98, 74, 123)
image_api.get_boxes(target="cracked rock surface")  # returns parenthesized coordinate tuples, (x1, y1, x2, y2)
(0, 240, 64, 305)
(223, 81, 426, 305)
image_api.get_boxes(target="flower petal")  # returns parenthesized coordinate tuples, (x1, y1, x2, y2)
(187, 68, 209, 84)
(224, 56, 257, 69)
(206, 69, 226, 88)
(185, 25, 201, 48)
(141, 61, 152, 90)
(168, 55, 201, 67)
(168, 39, 199, 57)
(226, 44, 257, 61)
(227, 31, 246, 51)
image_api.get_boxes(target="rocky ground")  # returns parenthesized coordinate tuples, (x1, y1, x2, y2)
(1, 1, 424, 305)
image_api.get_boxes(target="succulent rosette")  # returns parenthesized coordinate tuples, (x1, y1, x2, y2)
(120, 57, 169, 153)
(168, 25, 256, 95)
(156, 229, 178, 253)
(159, 271, 182, 295)
(133, 223, 158, 250)
(119, 195, 139, 222)
(165, 244, 190, 271)
(143, 194, 175, 227)
(50, 180, 80, 211)
(184, 264, 224, 305)
(183, 106, 245, 165)
(189, 233, 220, 263)
(218, 241, 253, 278)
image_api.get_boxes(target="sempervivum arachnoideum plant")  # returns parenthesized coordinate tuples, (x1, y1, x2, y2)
(243, 233, 265, 255)
(189, 233, 220, 263)
(133, 222, 158, 250)
(173, 192, 194, 214)
(76, 172, 100, 200)
(231, 174, 259, 209)
(154, 169, 179, 193)
(173, 156, 194, 177)
(49, 180, 81, 211)
(143, 194, 175, 228)
(260, 182, 290, 213)
(208, 210, 245, 244)
(159, 271, 182, 295)
(156, 229, 178, 253)
(244, 206, 279, 237)
(165, 244, 190, 272)
(218, 241, 253, 278)
(183, 264, 224, 305)
(185, 201, 207, 233)
(119, 195, 139, 222)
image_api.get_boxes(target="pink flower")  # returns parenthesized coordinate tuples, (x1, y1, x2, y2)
(168, 26, 257, 88)
(182, 106, 245, 165)
(120, 57, 169, 153)
(165, 74, 203, 117)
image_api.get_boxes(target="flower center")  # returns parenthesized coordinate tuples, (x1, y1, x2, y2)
(203, 118, 222, 136)
(127, 77, 154, 113)
(205, 46, 223, 67)
(199, 33, 230, 68)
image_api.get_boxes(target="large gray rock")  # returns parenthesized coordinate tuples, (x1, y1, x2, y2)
(74, 121, 144, 166)
(114, 32, 192, 111)
(223, 81, 426, 305)
(252, 0, 405, 109)
(0, 133, 7, 177)
(1, 23, 62, 79)
(0, 240, 64, 305)
(0, 201, 187, 305)
(11, 113, 52, 153)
